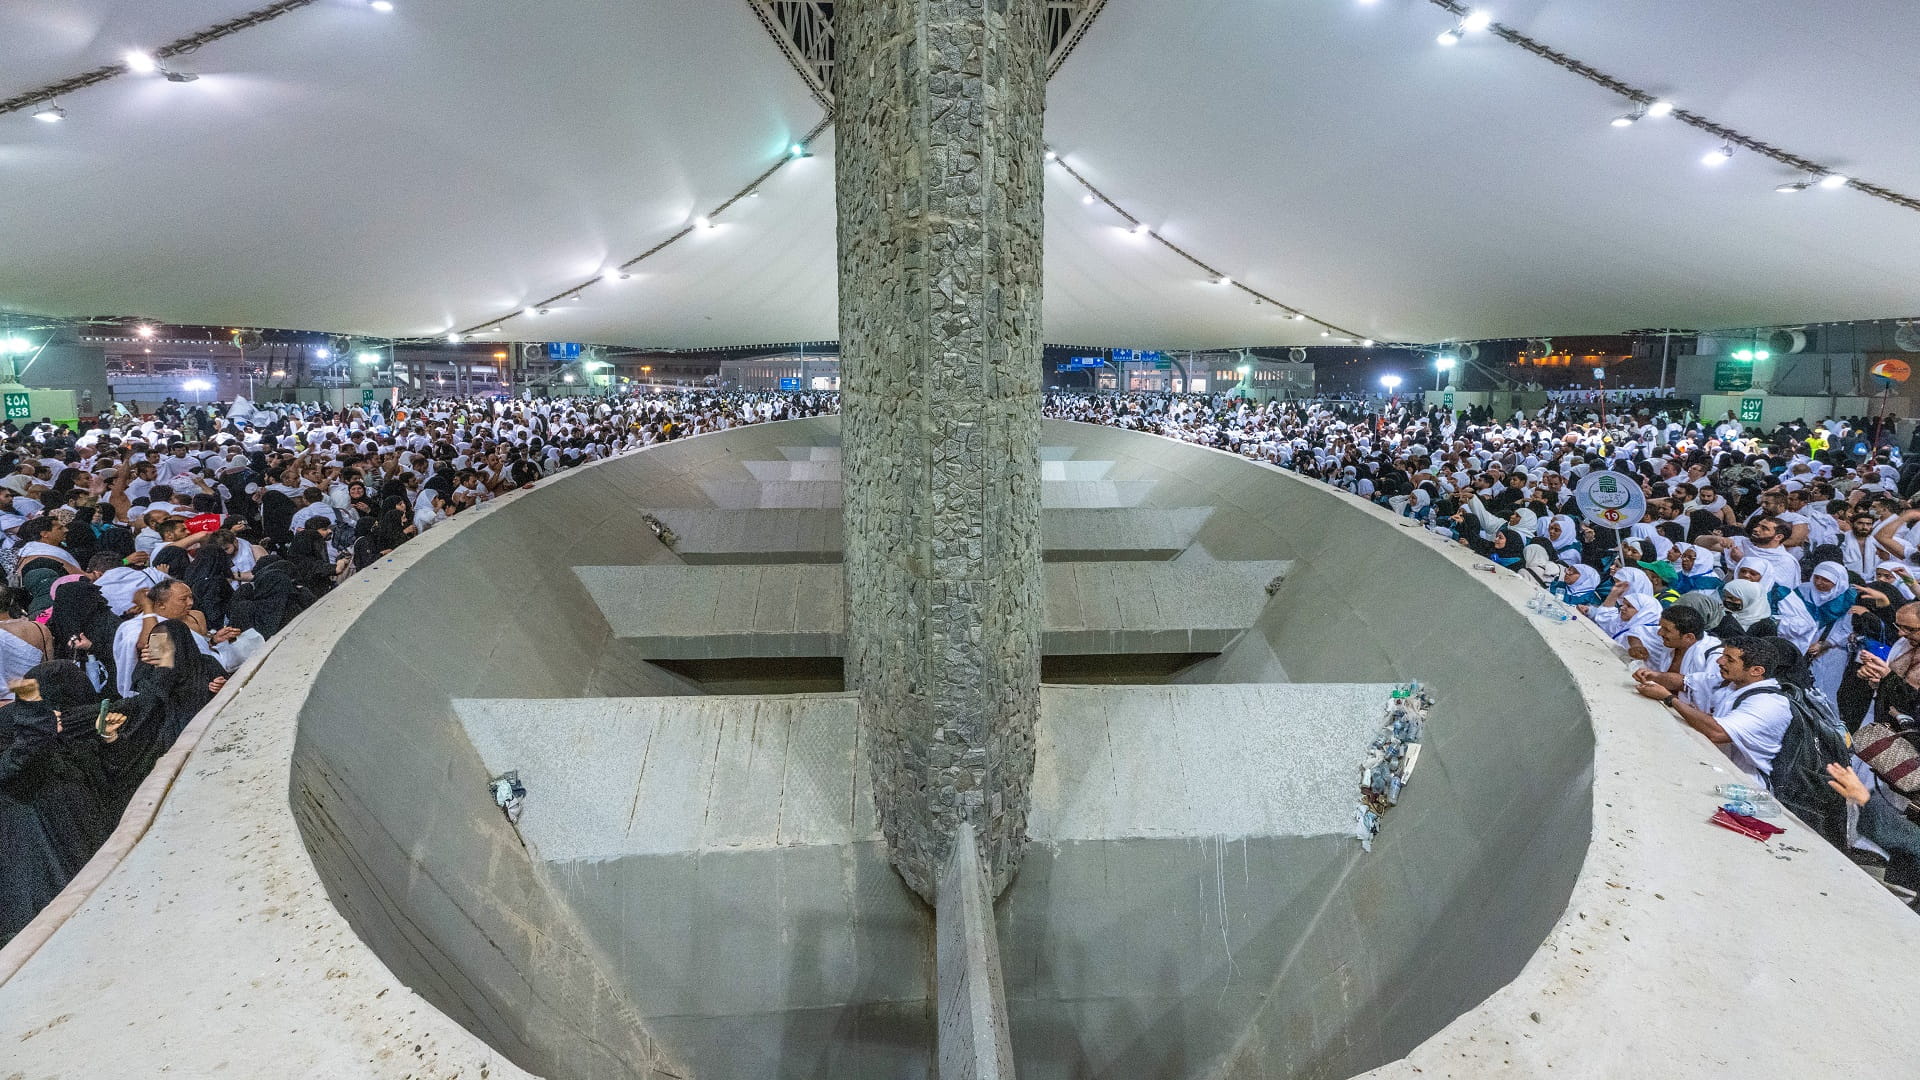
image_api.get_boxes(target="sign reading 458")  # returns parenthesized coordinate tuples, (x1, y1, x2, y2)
(3, 392, 30, 421)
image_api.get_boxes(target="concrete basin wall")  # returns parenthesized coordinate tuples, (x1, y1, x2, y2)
(5, 415, 1917, 1080)
(288, 420, 847, 1079)
(1046, 423, 1592, 1078)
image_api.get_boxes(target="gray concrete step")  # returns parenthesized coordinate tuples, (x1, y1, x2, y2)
(453, 682, 1398, 863)
(570, 560, 1292, 659)
(643, 506, 1216, 564)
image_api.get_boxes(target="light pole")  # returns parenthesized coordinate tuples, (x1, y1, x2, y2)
(1236, 363, 1252, 397)
(1434, 355, 1455, 391)
(1593, 365, 1608, 426)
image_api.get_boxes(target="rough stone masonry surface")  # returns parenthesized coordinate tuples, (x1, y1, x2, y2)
(835, 0, 1049, 901)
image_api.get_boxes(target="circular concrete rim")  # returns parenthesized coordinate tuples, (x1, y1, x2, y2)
(3, 417, 1917, 1080)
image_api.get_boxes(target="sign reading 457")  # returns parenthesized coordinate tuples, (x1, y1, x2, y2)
(3, 392, 30, 421)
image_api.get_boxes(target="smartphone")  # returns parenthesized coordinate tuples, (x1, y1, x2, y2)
(1863, 639, 1894, 661)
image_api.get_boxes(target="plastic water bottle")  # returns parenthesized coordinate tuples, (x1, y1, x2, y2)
(1715, 783, 1780, 817)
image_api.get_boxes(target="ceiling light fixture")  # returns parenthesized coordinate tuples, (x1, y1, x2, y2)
(1776, 180, 1810, 194)
(1462, 10, 1494, 32)
(694, 216, 714, 229)
(31, 103, 64, 122)
(1437, 25, 1463, 45)
(1611, 107, 1644, 128)
(1702, 143, 1734, 166)
(523, 306, 539, 317)
(1044, 150, 1057, 161)
(445, 333, 461, 343)
(1820, 173, 1850, 190)
(1646, 99, 1674, 118)
(162, 69, 199, 83)
(369, 0, 395, 11)
(125, 50, 158, 74)
(1217, 276, 1232, 287)
(1081, 193, 1095, 205)
(1131, 222, 1149, 235)
(1362, 339, 1375, 347)
(789, 142, 810, 158)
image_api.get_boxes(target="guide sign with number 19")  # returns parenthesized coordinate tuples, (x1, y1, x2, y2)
(1573, 470, 1646, 529)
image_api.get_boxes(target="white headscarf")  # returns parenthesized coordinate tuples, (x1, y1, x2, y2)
(1548, 515, 1579, 549)
(1801, 561, 1851, 606)
(1562, 563, 1601, 597)
(1614, 566, 1656, 597)
(1733, 558, 1778, 593)
(1721, 579, 1772, 629)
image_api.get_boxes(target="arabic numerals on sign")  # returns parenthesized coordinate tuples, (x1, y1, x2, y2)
(3, 393, 30, 420)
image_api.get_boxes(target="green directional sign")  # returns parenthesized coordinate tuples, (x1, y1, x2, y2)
(3, 392, 30, 421)
(1738, 397, 1764, 424)
(361, 388, 376, 403)
(1713, 359, 1753, 392)
(1442, 391, 1455, 409)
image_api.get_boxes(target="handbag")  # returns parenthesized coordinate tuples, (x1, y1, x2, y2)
(1855, 714, 1920, 797)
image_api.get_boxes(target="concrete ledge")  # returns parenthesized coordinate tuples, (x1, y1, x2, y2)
(451, 683, 1396, 862)
(574, 560, 1290, 659)
(644, 506, 1215, 563)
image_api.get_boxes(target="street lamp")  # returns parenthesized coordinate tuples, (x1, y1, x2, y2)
(1379, 374, 1402, 394)
(1434, 355, 1456, 391)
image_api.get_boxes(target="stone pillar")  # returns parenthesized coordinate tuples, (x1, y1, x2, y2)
(835, 0, 1046, 901)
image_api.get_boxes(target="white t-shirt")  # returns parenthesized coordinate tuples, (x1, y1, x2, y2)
(1681, 673, 1794, 783)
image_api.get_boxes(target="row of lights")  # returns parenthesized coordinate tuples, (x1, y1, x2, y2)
(1374, 1, 1866, 197)
(1047, 148, 1376, 343)
(30, 1, 393, 123)
(476, 140, 813, 334)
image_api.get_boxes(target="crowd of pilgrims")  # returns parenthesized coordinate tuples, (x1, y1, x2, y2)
(7, 384, 1919, 941)
(0, 388, 833, 942)
(1049, 390, 1920, 908)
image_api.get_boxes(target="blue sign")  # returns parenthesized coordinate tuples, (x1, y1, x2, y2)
(1067, 356, 1108, 369)
(1111, 349, 1137, 362)
(547, 342, 582, 360)
(778, 377, 801, 391)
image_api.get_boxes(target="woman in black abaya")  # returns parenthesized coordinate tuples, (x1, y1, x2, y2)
(0, 661, 113, 943)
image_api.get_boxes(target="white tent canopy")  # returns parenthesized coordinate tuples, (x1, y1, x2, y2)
(1, 0, 1915, 349)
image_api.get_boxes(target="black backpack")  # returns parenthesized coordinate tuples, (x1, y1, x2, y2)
(1733, 678, 1851, 848)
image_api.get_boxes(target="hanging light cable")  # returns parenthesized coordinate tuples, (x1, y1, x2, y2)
(1046, 149, 1378, 343)
(1, 0, 320, 119)
(1416, 0, 1918, 213)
